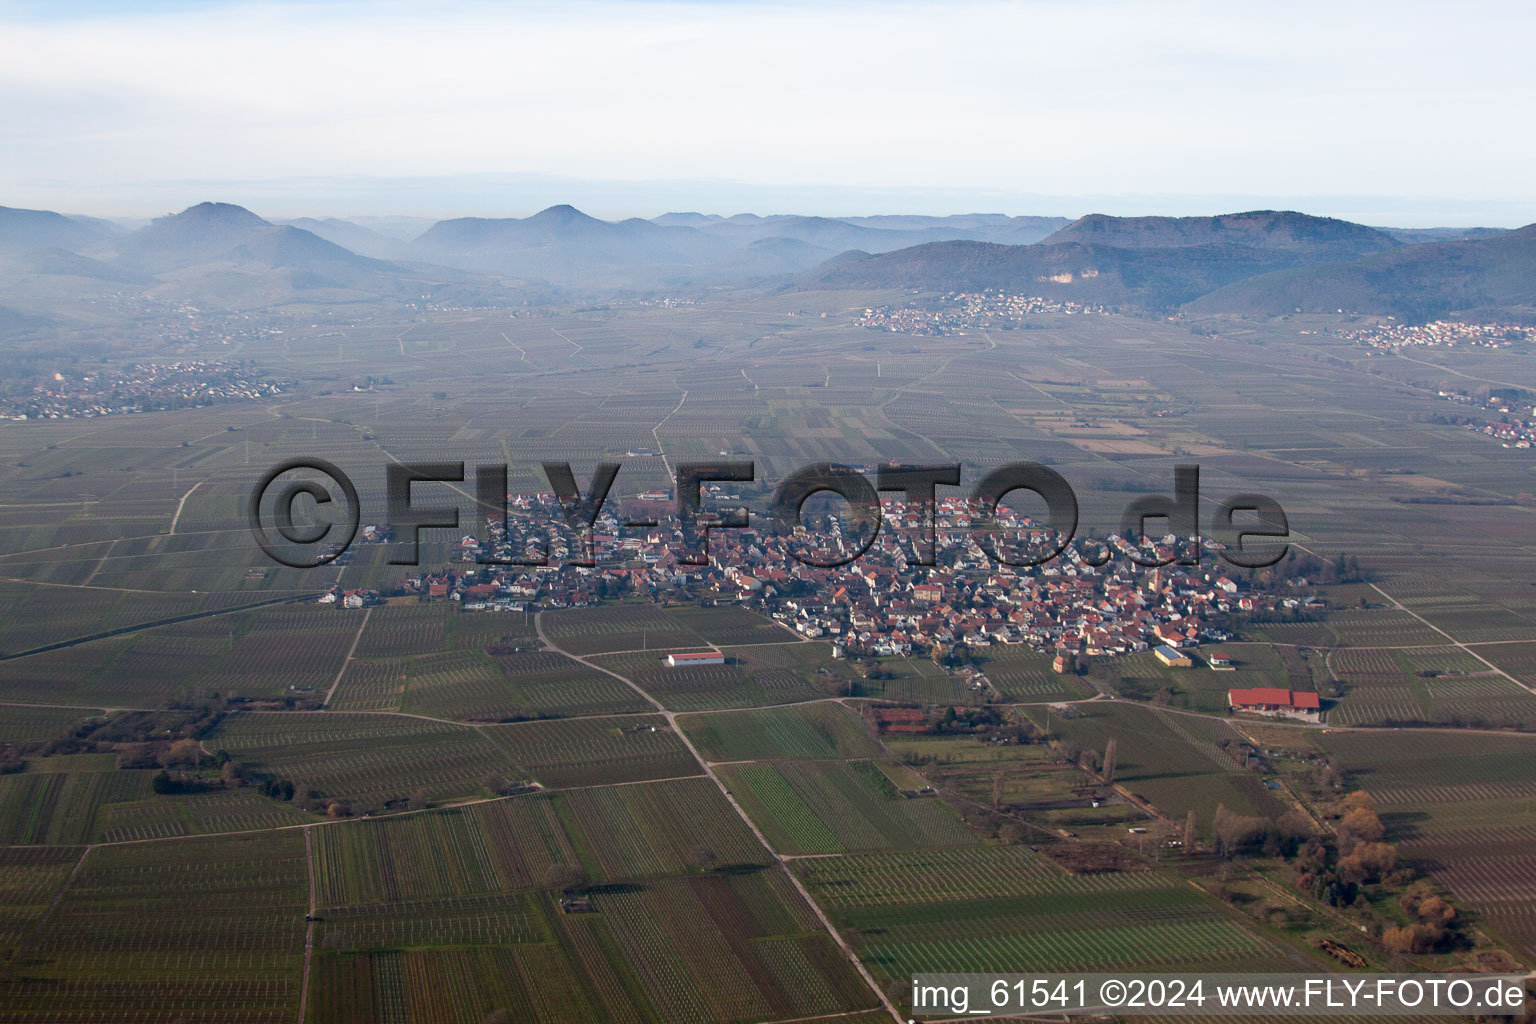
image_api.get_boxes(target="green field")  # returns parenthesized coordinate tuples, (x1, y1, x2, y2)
(589, 645, 835, 711)
(717, 759, 978, 855)
(310, 872, 872, 1024)
(207, 711, 519, 806)
(0, 770, 154, 844)
(542, 604, 706, 656)
(0, 705, 96, 743)
(0, 846, 83, 968)
(483, 715, 702, 789)
(796, 846, 1281, 989)
(0, 832, 308, 1023)
(389, 648, 648, 721)
(1328, 645, 1536, 727)
(662, 604, 796, 647)
(1023, 702, 1288, 830)
(307, 806, 873, 1024)
(310, 779, 769, 904)
(678, 702, 881, 762)
(325, 656, 407, 711)
(848, 655, 980, 704)
(973, 645, 1095, 702)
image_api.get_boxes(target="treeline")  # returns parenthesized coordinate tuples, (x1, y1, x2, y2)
(1194, 789, 1466, 956)
(1370, 712, 1533, 733)
(1265, 549, 1366, 586)
(885, 705, 1040, 747)
(1297, 792, 1465, 953)
(0, 699, 230, 774)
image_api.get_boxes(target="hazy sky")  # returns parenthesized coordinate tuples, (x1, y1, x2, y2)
(2, 0, 1533, 225)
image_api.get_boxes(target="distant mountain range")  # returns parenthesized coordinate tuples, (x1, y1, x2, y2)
(1187, 223, 1536, 321)
(809, 211, 1534, 319)
(404, 206, 1071, 287)
(0, 202, 538, 314)
(0, 205, 116, 254)
(808, 212, 1398, 307)
(0, 202, 1529, 323)
(1040, 211, 1399, 259)
(275, 216, 413, 260)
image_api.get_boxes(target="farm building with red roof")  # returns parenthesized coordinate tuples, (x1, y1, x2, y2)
(665, 651, 725, 667)
(1228, 687, 1321, 721)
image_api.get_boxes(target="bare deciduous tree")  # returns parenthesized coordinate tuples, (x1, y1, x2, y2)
(542, 863, 589, 893)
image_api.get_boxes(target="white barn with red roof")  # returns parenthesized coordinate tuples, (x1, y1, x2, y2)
(666, 651, 724, 667)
